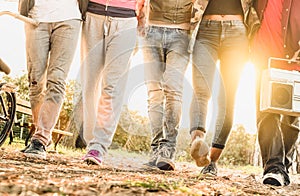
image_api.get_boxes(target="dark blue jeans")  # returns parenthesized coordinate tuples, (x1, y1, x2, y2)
(190, 19, 248, 148)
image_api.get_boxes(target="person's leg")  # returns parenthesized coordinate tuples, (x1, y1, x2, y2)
(21, 23, 50, 158)
(255, 68, 291, 186)
(24, 20, 81, 159)
(190, 20, 219, 167)
(25, 23, 50, 133)
(81, 13, 106, 146)
(81, 13, 107, 165)
(155, 28, 190, 170)
(205, 20, 248, 174)
(32, 19, 81, 146)
(85, 17, 138, 161)
(258, 112, 290, 186)
(281, 116, 300, 171)
(142, 26, 165, 167)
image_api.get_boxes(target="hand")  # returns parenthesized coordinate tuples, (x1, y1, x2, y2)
(137, 14, 146, 37)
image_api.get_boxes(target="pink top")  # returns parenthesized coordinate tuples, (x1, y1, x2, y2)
(90, 0, 137, 10)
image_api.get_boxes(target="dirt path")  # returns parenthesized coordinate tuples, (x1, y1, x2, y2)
(0, 145, 299, 195)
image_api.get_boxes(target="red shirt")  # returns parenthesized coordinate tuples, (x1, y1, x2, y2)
(253, 0, 284, 65)
(253, 0, 300, 71)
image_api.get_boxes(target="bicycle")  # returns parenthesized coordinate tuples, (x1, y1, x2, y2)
(0, 58, 16, 146)
(0, 11, 39, 146)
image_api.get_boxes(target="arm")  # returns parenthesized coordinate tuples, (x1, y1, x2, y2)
(136, 0, 148, 36)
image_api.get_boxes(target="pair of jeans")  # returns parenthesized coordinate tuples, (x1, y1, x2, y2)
(142, 26, 190, 148)
(81, 12, 137, 155)
(255, 66, 300, 185)
(190, 20, 248, 148)
(25, 19, 81, 146)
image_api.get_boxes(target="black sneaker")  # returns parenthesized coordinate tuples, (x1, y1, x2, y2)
(201, 161, 217, 176)
(262, 167, 288, 186)
(22, 139, 46, 159)
(156, 145, 176, 171)
(263, 172, 285, 186)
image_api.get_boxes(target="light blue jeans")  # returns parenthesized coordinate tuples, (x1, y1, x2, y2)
(190, 20, 248, 149)
(81, 12, 137, 155)
(25, 20, 81, 146)
(142, 26, 190, 149)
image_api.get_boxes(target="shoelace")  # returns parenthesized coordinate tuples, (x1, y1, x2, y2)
(159, 145, 171, 158)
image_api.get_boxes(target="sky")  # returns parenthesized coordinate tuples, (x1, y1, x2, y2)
(0, 1, 257, 133)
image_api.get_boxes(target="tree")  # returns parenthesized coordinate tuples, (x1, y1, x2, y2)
(219, 124, 256, 166)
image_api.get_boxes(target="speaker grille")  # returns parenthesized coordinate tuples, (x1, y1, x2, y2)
(270, 82, 293, 109)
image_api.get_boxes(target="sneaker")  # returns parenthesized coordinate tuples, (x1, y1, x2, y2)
(143, 151, 159, 169)
(20, 144, 30, 153)
(190, 136, 210, 167)
(22, 139, 46, 159)
(201, 161, 217, 176)
(82, 150, 103, 166)
(156, 145, 176, 171)
(263, 172, 285, 186)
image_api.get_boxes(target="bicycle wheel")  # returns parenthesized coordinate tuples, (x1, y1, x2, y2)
(0, 85, 16, 146)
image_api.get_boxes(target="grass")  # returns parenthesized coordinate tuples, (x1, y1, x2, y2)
(223, 164, 263, 174)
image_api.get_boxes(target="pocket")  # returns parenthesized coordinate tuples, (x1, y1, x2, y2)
(175, 28, 189, 35)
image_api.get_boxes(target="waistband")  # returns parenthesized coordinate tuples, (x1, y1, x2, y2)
(200, 19, 244, 26)
(148, 25, 190, 32)
(87, 1, 136, 18)
(202, 15, 243, 21)
(87, 12, 137, 20)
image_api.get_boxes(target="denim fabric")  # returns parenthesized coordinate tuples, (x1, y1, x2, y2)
(142, 26, 190, 148)
(25, 19, 81, 146)
(190, 20, 248, 148)
(81, 12, 137, 155)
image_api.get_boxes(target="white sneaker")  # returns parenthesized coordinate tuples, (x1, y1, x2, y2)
(190, 136, 210, 167)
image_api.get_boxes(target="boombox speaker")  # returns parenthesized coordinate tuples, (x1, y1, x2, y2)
(260, 57, 300, 116)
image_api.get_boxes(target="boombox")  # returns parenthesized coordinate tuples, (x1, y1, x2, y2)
(260, 57, 300, 116)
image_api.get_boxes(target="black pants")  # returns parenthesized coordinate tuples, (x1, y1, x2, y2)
(256, 69, 300, 185)
(257, 113, 299, 185)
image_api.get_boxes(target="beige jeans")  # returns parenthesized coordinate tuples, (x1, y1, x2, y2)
(25, 19, 81, 146)
(81, 12, 137, 155)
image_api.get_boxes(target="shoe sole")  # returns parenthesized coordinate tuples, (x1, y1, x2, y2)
(24, 152, 46, 160)
(201, 172, 217, 178)
(190, 137, 210, 167)
(142, 163, 159, 171)
(84, 157, 102, 166)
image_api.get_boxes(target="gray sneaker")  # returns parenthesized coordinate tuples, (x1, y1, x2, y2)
(201, 161, 217, 176)
(143, 150, 159, 168)
(22, 139, 46, 159)
(156, 145, 176, 171)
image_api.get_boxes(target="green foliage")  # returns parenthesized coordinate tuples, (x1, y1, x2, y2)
(112, 106, 151, 152)
(57, 80, 76, 131)
(2, 74, 29, 101)
(219, 124, 256, 166)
